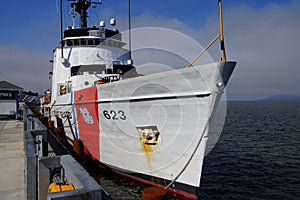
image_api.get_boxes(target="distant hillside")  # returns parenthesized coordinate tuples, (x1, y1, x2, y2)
(260, 95, 300, 102)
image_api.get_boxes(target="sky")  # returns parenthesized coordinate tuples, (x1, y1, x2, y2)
(0, 0, 299, 100)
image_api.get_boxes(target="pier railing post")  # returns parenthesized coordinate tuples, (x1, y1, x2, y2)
(24, 130, 37, 200)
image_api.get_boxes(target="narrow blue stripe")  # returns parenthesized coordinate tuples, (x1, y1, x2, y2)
(71, 92, 78, 139)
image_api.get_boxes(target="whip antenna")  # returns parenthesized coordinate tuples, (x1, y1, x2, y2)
(60, 0, 64, 58)
(128, 0, 132, 64)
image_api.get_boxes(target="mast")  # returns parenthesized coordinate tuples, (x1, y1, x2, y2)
(186, 0, 228, 67)
(74, 0, 91, 28)
(72, 0, 91, 28)
(218, 0, 227, 62)
(70, 0, 102, 28)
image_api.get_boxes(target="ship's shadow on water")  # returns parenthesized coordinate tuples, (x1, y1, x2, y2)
(199, 101, 300, 200)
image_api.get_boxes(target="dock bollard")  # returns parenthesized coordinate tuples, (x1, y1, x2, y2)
(142, 187, 167, 200)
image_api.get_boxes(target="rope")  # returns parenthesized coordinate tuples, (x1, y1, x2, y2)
(165, 89, 219, 189)
(186, 34, 220, 68)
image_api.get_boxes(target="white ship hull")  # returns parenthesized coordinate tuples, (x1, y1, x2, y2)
(52, 61, 236, 195)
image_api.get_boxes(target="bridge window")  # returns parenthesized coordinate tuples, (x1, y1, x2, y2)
(65, 40, 73, 46)
(63, 38, 123, 47)
(71, 64, 106, 76)
(74, 40, 79, 46)
(95, 39, 100, 45)
(80, 40, 87, 45)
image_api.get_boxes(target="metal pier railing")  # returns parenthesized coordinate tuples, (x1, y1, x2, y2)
(23, 106, 111, 200)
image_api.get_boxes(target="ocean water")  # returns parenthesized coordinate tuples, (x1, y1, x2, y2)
(93, 102, 300, 199)
(199, 102, 300, 200)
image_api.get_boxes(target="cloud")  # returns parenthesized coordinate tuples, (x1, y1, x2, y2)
(123, 1, 300, 100)
(0, 45, 51, 93)
(214, 0, 300, 99)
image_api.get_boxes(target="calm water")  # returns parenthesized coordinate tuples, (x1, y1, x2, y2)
(95, 102, 300, 199)
(199, 102, 300, 200)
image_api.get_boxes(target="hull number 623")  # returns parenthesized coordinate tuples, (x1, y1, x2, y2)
(103, 110, 126, 120)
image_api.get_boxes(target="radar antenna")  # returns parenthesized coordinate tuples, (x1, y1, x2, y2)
(68, 0, 102, 28)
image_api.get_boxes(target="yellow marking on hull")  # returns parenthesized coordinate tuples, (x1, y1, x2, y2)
(141, 139, 153, 181)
